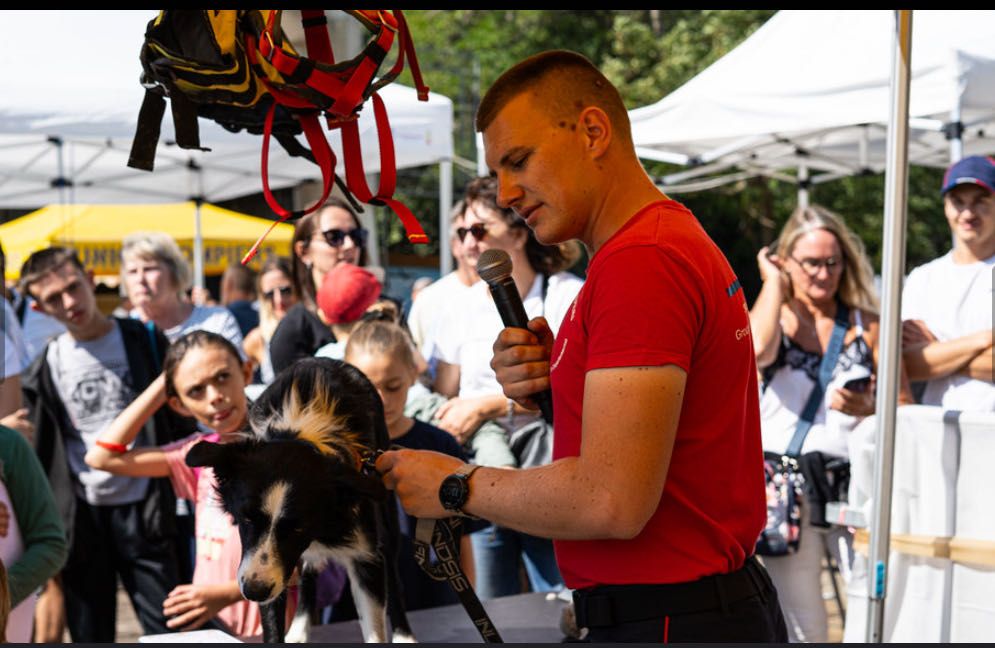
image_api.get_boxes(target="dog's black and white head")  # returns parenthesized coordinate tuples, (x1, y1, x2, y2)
(186, 357, 390, 604)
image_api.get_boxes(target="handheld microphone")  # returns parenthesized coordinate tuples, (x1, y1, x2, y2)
(477, 249, 554, 425)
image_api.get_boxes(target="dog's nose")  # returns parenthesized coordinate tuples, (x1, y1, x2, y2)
(241, 578, 274, 602)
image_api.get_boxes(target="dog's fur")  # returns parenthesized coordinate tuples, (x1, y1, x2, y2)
(186, 357, 415, 643)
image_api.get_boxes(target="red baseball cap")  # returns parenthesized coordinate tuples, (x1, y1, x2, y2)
(316, 263, 382, 325)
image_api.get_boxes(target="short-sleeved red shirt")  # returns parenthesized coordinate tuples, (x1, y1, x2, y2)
(549, 200, 765, 589)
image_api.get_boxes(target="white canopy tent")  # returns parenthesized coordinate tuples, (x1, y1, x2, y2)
(0, 10, 454, 279)
(630, 10, 995, 194)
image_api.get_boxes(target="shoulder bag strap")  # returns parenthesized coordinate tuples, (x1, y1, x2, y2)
(785, 301, 850, 458)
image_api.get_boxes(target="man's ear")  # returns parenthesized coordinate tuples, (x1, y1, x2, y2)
(579, 107, 612, 159)
(30, 300, 43, 313)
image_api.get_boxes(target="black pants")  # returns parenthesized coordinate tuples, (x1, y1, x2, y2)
(63, 497, 182, 642)
(576, 557, 788, 643)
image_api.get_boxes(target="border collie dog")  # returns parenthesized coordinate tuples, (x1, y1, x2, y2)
(186, 357, 415, 643)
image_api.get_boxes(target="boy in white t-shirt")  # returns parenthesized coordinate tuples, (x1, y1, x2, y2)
(902, 155, 995, 411)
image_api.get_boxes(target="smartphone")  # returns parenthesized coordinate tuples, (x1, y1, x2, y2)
(842, 376, 871, 393)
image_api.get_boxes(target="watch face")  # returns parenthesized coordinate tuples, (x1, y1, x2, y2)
(439, 475, 467, 511)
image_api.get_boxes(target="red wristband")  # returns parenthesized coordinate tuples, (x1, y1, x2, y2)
(95, 440, 128, 454)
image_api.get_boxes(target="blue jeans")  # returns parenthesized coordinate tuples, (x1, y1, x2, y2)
(470, 523, 564, 600)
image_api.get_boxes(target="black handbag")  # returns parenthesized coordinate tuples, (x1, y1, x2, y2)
(756, 302, 849, 557)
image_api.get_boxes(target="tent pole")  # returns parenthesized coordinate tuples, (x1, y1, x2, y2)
(797, 165, 810, 208)
(950, 98, 963, 163)
(191, 165, 205, 302)
(866, 10, 912, 642)
(439, 160, 453, 276)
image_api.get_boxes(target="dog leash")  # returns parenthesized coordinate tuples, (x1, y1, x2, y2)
(361, 450, 503, 642)
(413, 517, 503, 643)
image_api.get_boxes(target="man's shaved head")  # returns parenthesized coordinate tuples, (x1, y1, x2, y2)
(475, 50, 632, 147)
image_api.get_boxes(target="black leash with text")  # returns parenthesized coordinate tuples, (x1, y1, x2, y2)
(414, 516, 503, 643)
(360, 449, 503, 642)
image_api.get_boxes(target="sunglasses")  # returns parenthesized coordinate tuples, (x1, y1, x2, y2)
(318, 227, 368, 248)
(262, 285, 293, 301)
(456, 224, 488, 242)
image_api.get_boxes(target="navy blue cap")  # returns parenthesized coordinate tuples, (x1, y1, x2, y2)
(941, 155, 995, 195)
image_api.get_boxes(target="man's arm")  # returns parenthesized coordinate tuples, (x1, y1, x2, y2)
(378, 363, 686, 541)
(902, 321, 991, 382)
(963, 341, 994, 382)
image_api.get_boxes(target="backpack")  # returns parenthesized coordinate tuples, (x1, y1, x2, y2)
(127, 10, 431, 258)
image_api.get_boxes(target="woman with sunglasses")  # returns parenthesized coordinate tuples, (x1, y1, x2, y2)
(749, 205, 914, 642)
(431, 176, 583, 602)
(268, 197, 370, 374)
(242, 257, 298, 395)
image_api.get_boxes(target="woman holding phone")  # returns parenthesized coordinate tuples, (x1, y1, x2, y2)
(749, 204, 913, 643)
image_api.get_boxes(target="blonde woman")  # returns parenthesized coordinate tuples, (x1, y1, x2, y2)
(243, 257, 298, 388)
(749, 204, 913, 642)
(121, 232, 243, 348)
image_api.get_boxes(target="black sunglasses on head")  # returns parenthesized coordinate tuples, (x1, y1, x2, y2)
(319, 227, 368, 248)
(262, 285, 293, 301)
(456, 224, 488, 242)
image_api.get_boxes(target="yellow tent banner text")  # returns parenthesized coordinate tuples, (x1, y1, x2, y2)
(70, 240, 291, 277)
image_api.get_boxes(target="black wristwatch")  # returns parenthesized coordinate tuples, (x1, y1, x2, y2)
(439, 463, 481, 515)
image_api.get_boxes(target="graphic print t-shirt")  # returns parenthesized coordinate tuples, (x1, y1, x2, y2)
(47, 322, 148, 505)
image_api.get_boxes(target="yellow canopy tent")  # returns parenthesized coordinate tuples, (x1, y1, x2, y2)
(0, 202, 294, 282)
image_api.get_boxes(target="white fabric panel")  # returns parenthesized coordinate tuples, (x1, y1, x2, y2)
(844, 406, 960, 642)
(950, 412, 995, 642)
(844, 407, 995, 642)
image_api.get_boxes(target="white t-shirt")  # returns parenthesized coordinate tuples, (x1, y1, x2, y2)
(130, 305, 245, 357)
(2, 300, 29, 380)
(47, 322, 149, 505)
(434, 272, 584, 427)
(901, 251, 995, 412)
(407, 272, 476, 364)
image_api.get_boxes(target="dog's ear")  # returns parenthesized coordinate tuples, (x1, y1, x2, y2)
(185, 440, 231, 470)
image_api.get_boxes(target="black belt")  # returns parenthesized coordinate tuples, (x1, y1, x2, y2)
(572, 556, 772, 628)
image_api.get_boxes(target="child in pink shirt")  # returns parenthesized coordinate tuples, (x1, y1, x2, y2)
(86, 330, 295, 638)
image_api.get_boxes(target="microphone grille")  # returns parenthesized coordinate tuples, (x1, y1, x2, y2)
(477, 249, 512, 284)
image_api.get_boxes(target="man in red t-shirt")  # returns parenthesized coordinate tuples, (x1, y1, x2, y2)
(377, 50, 787, 642)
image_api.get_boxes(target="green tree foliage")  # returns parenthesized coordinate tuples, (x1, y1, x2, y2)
(389, 10, 952, 299)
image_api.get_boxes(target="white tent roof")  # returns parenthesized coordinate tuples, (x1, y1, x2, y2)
(0, 10, 453, 206)
(630, 10, 995, 190)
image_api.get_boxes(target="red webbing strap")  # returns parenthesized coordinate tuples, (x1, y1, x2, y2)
(255, 11, 394, 119)
(341, 93, 428, 244)
(328, 22, 396, 117)
(300, 10, 334, 64)
(243, 104, 337, 265)
(394, 10, 430, 100)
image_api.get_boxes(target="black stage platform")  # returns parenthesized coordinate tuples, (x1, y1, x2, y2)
(309, 591, 569, 643)
(141, 591, 570, 643)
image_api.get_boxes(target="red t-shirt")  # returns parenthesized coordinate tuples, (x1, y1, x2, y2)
(549, 200, 765, 589)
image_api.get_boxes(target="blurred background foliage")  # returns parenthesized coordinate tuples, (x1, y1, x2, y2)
(385, 10, 948, 302)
